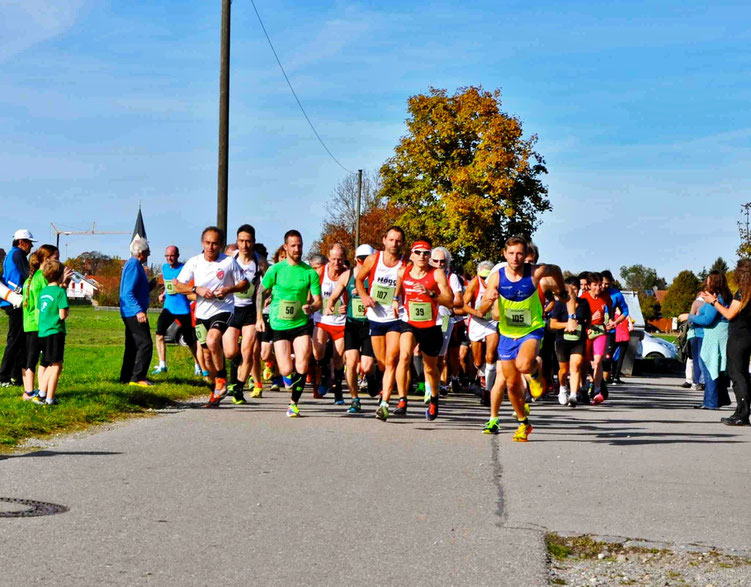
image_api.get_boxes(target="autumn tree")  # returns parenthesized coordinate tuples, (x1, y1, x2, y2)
(312, 171, 401, 258)
(638, 293, 661, 321)
(619, 265, 667, 292)
(661, 270, 701, 318)
(379, 86, 550, 271)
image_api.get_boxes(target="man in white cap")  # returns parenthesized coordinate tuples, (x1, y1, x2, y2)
(0, 229, 36, 386)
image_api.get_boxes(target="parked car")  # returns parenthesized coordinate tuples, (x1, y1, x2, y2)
(644, 323, 663, 334)
(636, 332, 678, 361)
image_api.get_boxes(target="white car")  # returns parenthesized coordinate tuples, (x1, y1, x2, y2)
(637, 332, 678, 361)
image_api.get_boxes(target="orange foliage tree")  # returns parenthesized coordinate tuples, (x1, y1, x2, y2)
(379, 86, 550, 271)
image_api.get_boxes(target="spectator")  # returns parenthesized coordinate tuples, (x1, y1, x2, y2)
(0, 229, 36, 387)
(119, 237, 155, 387)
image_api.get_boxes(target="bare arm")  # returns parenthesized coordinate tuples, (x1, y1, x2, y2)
(701, 293, 743, 321)
(536, 264, 577, 331)
(462, 277, 483, 318)
(355, 253, 376, 308)
(476, 271, 500, 317)
(433, 269, 454, 308)
(391, 266, 406, 319)
(327, 270, 350, 315)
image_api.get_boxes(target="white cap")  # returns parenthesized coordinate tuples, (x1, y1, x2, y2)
(12, 229, 36, 242)
(355, 244, 375, 258)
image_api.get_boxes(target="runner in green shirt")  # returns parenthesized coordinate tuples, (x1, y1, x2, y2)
(257, 229, 321, 417)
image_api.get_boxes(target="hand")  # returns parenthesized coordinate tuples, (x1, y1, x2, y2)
(701, 293, 717, 305)
(592, 310, 602, 322)
(606, 320, 616, 330)
(136, 311, 147, 324)
(199, 287, 214, 300)
(338, 304, 347, 316)
(324, 303, 333, 316)
(63, 267, 74, 284)
(361, 293, 376, 309)
(413, 283, 427, 295)
(256, 319, 265, 333)
(214, 286, 231, 300)
(564, 318, 578, 333)
(158, 293, 165, 303)
(391, 300, 399, 319)
(678, 313, 689, 322)
(302, 303, 313, 315)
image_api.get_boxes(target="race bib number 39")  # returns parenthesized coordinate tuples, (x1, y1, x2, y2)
(164, 281, 176, 295)
(352, 298, 366, 319)
(278, 300, 301, 321)
(409, 301, 433, 323)
(505, 308, 531, 328)
(371, 284, 395, 306)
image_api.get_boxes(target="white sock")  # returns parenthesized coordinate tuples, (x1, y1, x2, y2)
(46, 397, 55, 404)
(380, 400, 389, 408)
(485, 363, 496, 391)
(38, 391, 47, 399)
(159, 361, 166, 368)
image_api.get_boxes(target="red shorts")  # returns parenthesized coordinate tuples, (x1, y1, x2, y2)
(315, 322, 345, 341)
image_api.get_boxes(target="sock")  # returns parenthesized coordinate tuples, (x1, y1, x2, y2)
(217, 368, 227, 380)
(159, 360, 166, 368)
(380, 400, 389, 408)
(365, 372, 379, 397)
(290, 371, 305, 403)
(413, 354, 424, 379)
(38, 391, 47, 399)
(520, 418, 529, 426)
(333, 368, 344, 401)
(46, 397, 55, 404)
(229, 360, 239, 386)
(485, 363, 496, 391)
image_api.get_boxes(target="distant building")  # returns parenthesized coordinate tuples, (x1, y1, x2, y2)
(67, 271, 99, 300)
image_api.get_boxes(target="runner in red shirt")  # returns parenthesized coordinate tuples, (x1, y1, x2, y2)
(581, 272, 614, 404)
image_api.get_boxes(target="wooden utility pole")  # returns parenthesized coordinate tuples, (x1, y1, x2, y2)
(217, 0, 231, 237)
(355, 169, 363, 248)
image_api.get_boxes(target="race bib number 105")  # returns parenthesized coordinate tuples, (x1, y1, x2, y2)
(505, 308, 531, 328)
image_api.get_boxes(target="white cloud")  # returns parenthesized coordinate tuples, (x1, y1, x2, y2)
(0, 0, 88, 62)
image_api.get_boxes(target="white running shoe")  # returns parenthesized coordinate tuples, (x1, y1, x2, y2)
(558, 386, 568, 406)
(568, 392, 577, 407)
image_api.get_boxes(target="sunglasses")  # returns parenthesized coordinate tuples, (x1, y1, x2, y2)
(431, 258, 446, 264)
(413, 250, 431, 256)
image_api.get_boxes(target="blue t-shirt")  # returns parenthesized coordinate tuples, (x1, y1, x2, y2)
(162, 263, 191, 315)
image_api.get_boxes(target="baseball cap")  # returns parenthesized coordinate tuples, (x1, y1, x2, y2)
(355, 244, 375, 258)
(13, 229, 36, 242)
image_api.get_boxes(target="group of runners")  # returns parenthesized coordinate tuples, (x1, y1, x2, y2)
(154, 224, 630, 441)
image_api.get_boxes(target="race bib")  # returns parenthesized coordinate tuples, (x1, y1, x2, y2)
(588, 324, 606, 340)
(195, 323, 208, 345)
(235, 283, 255, 300)
(409, 301, 433, 323)
(505, 308, 531, 328)
(563, 325, 582, 342)
(441, 315, 450, 333)
(164, 280, 176, 295)
(278, 299, 301, 321)
(371, 283, 395, 306)
(351, 298, 367, 319)
(323, 296, 343, 314)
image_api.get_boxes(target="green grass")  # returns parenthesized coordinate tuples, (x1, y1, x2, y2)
(654, 333, 677, 343)
(0, 306, 207, 450)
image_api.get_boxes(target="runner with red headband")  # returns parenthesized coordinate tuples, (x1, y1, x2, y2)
(391, 239, 454, 421)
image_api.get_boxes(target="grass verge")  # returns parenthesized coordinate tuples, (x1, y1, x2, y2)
(0, 306, 207, 451)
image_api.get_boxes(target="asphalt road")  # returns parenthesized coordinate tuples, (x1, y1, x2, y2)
(1, 375, 748, 585)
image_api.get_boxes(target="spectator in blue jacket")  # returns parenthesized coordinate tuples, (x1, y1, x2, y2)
(119, 237, 156, 386)
(601, 270, 630, 384)
(0, 229, 36, 386)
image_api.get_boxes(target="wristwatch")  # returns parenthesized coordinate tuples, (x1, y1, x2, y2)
(191, 286, 197, 294)
(568, 314, 577, 320)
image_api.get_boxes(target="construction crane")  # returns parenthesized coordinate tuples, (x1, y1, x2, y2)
(50, 222, 129, 250)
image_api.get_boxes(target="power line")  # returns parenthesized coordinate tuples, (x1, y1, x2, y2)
(249, 0, 355, 175)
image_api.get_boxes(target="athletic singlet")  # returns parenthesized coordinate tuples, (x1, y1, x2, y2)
(436, 271, 463, 327)
(401, 267, 440, 329)
(346, 271, 368, 322)
(314, 266, 346, 326)
(366, 251, 404, 323)
(233, 254, 259, 308)
(471, 276, 494, 325)
(496, 263, 545, 339)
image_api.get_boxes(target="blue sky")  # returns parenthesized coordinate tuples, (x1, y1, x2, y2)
(1, 0, 749, 281)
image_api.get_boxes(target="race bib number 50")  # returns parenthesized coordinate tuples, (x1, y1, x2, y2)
(278, 300, 301, 321)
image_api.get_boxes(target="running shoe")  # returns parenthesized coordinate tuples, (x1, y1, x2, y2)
(151, 366, 167, 375)
(558, 387, 568, 406)
(263, 364, 274, 381)
(513, 422, 533, 442)
(375, 403, 389, 421)
(347, 399, 362, 414)
(483, 418, 500, 435)
(592, 393, 605, 405)
(205, 391, 223, 408)
(31, 396, 46, 405)
(479, 375, 487, 389)
(194, 365, 203, 376)
(214, 377, 228, 397)
(393, 398, 408, 416)
(514, 403, 531, 420)
(282, 376, 292, 389)
(129, 380, 154, 387)
(334, 399, 345, 406)
(425, 397, 438, 421)
(680, 381, 692, 389)
(286, 402, 300, 418)
(526, 371, 545, 400)
(22, 390, 38, 401)
(439, 383, 450, 397)
(44, 398, 59, 406)
(423, 388, 431, 405)
(230, 384, 247, 405)
(567, 392, 577, 407)
(317, 383, 329, 397)
(249, 386, 263, 399)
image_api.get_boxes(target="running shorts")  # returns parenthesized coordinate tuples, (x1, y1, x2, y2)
(497, 328, 545, 361)
(229, 304, 257, 330)
(468, 318, 498, 343)
(587, 334, 608, 359)
(344, 319, 374, 357)
(315, 321, 345, 341)
(259, 314, 274, 344)
(24, 331, 41, 371)
(273, 323, 312, 344)
(401, 323, 443, 357)
(369, 319, 402, 337)
(555, 339, 586, 363)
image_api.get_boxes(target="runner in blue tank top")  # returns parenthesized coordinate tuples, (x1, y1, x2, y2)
(477, 236, 577, 441)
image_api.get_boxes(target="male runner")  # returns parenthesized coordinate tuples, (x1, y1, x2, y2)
(256, 230, 321, 417)
(312, 243, 348, 404)
(581, 272, 614, 404)
(174, 227, 249, 407)
(326, 244, 377, 414)
(463, 261, 499, 404)
(355, 226, 407, 421)
(477, 236, 576, 440)
(224, 224, 263, 403)
(153, 245, 202, 376)
(393, 239, 454, 421)
(549, 276, 591, 407)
